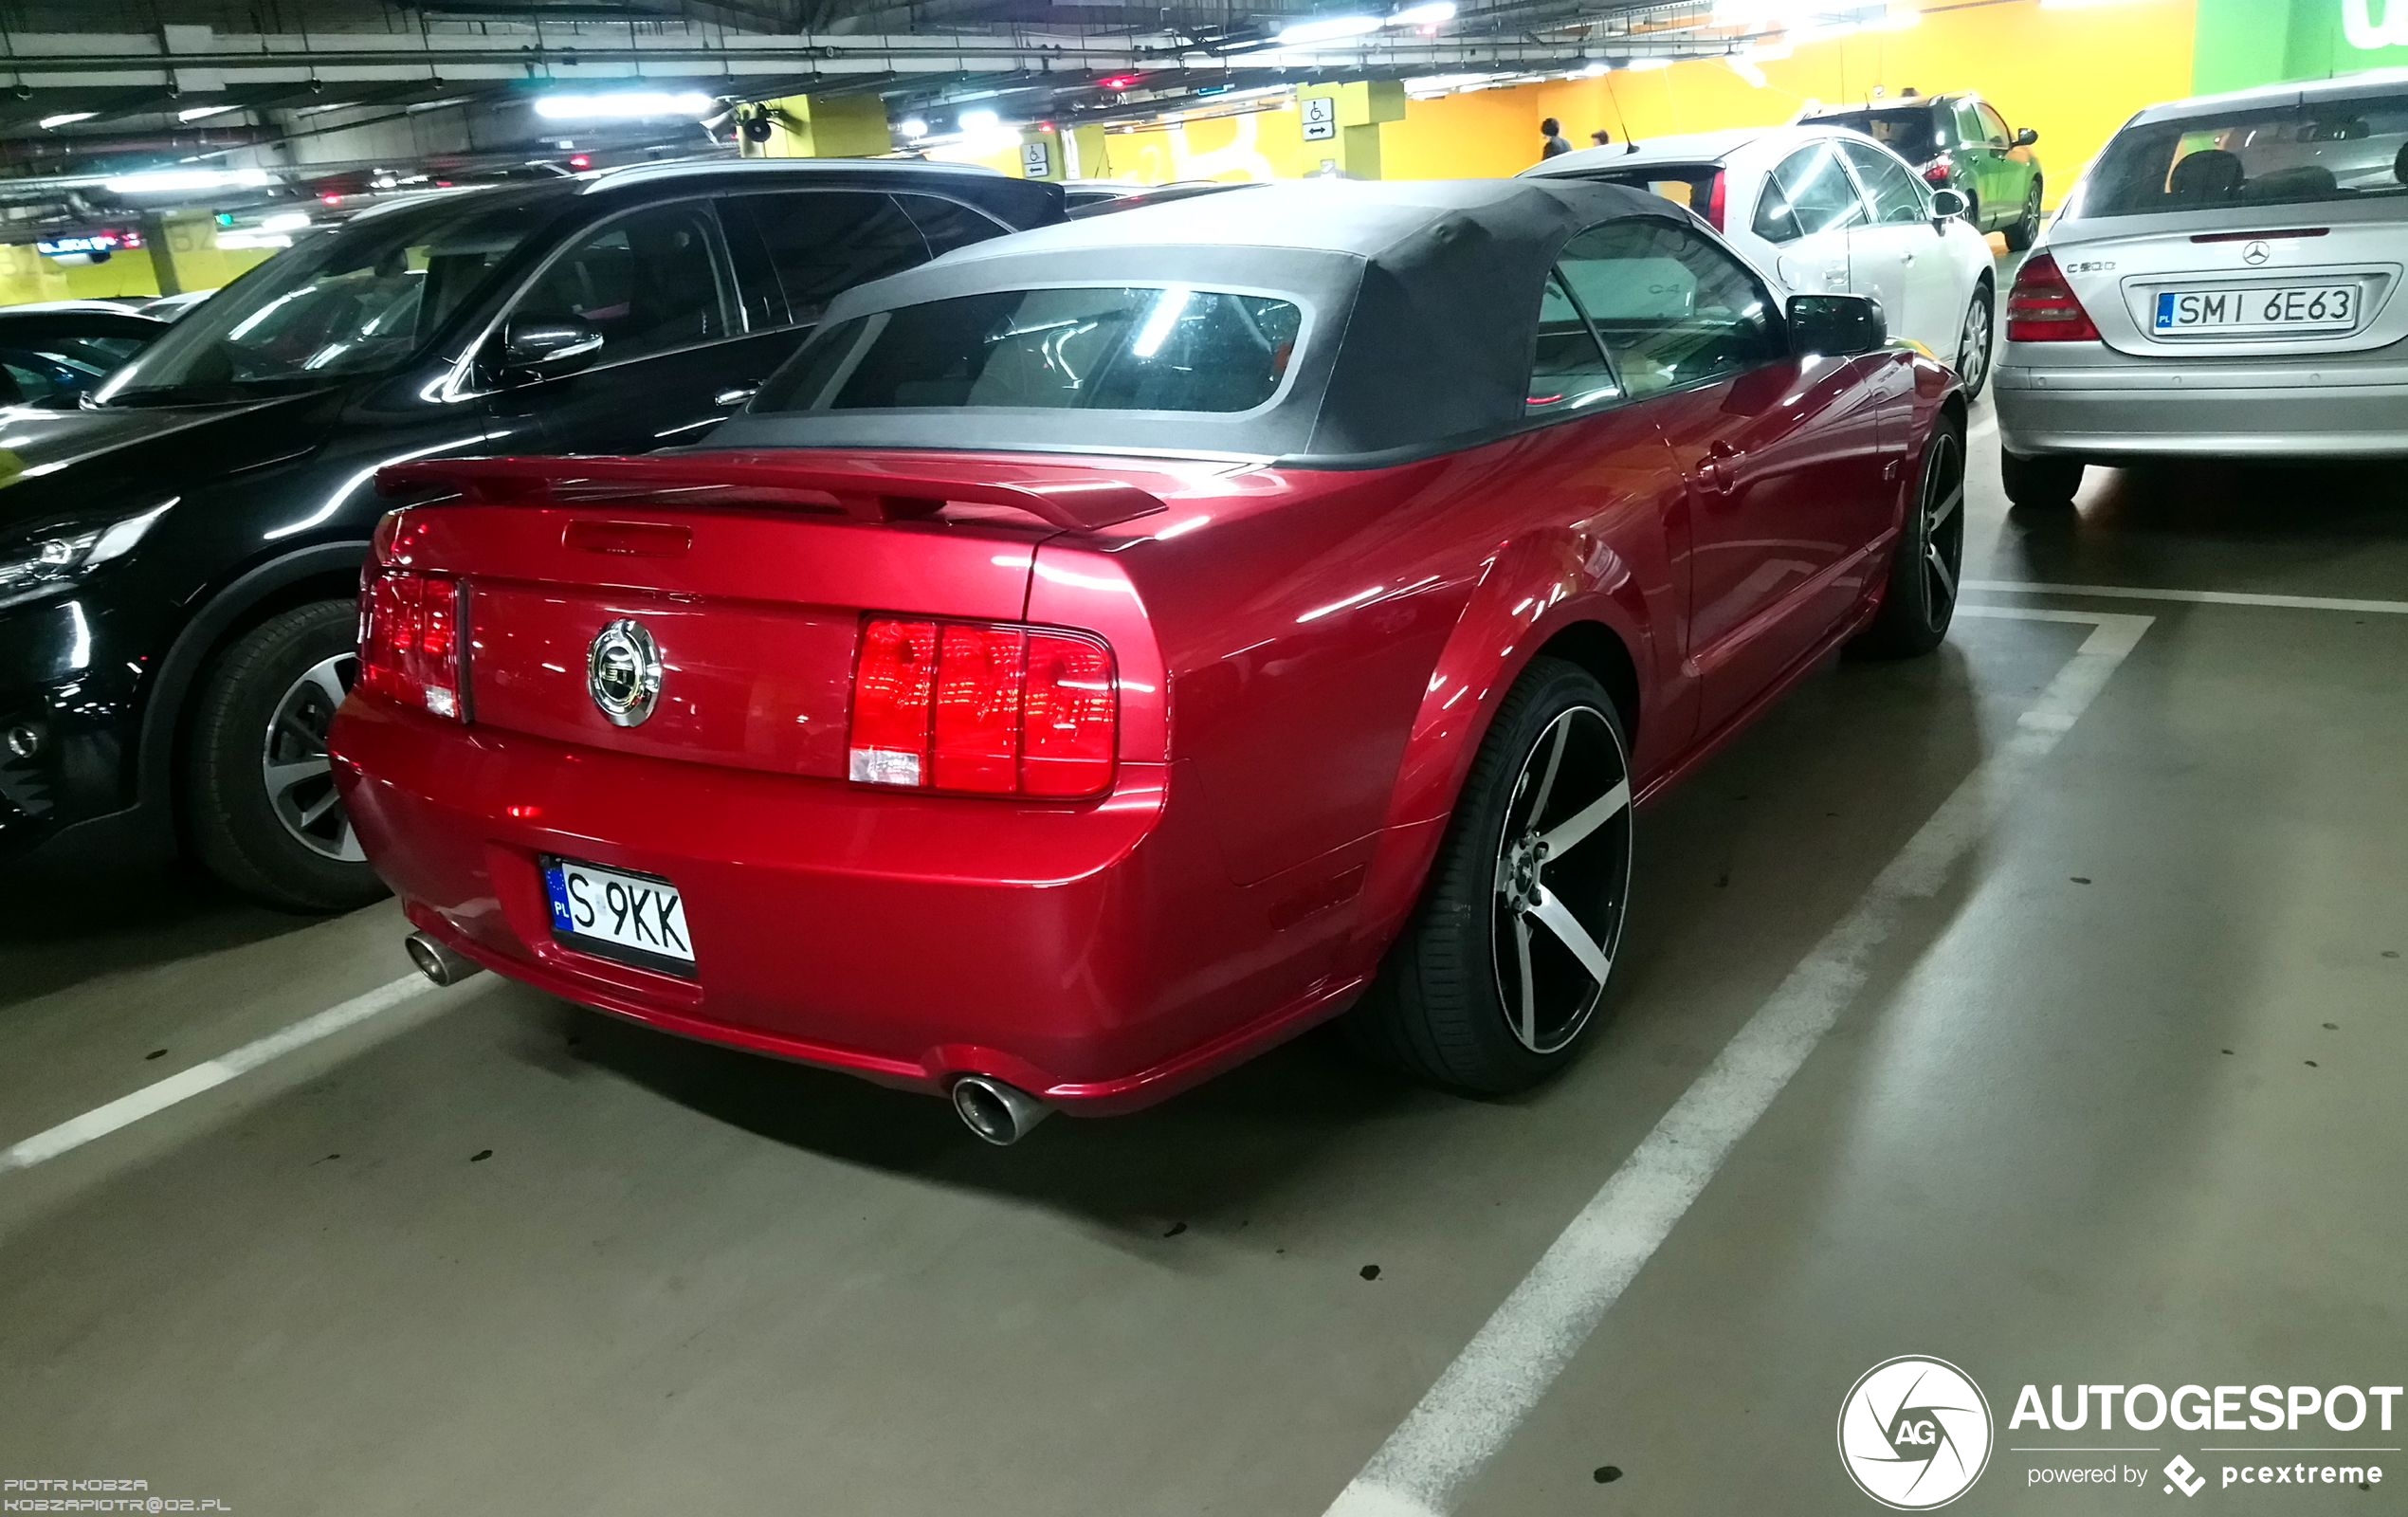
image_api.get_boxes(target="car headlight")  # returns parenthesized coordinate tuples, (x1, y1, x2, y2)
(0, 500, 175, 611)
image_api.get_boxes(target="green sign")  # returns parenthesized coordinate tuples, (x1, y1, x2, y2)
(2196, 0, 2408, 93)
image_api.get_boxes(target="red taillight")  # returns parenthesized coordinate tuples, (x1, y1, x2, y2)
(849, 616, 1117, 799)
(1923, 155, 1953, 186)
(2004, 252, 2101, 343)
(359, 569, 465, 720)
(1704, 170, 1726, 232)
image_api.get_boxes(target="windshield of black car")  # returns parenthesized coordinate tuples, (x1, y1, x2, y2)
(1816, 109, 1941, 164)
(94, 199, 539, 405)
(757, 285, 1304, 416)
(2083, 94, 2408, 216)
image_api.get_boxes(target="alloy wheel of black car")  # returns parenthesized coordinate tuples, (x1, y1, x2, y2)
(1355, 657, 1633, 1094)
(264, 651, 363, 864)
(1852, 421, 1966, 659)
(186, 600, 389, 913)
(1955, 284, 1995, 402)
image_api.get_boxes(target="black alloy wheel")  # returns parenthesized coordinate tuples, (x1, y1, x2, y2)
(1356, 657, 1634, 1094)
(1852, 421, 1966, 659)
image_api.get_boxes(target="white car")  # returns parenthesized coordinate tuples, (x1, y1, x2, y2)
(1523, 124, 2001, 396)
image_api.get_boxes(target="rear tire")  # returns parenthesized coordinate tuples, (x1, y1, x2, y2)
(2002, 448, 2084, 510)
(1352, 657, 1634, 1096)
(1954, 283, 1994, 403)
(1852, 417, 1966, 660)
(2004, 183, 2043, 252)
(185, 600, 389, 913)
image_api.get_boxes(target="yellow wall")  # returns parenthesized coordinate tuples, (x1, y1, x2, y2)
(939, 0, 2198, 204)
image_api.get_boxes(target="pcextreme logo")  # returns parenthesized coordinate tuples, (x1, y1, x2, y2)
(1838, 1357, 1996, 1509)
(2345, 0, 2408, 50)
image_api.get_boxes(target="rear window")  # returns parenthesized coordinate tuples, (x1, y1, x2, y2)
(1583, 166, 1721, 217)
(2084, 93, 2408, 216)
(760, 285, 1303, 415)
(1814, 107, 1942, 164)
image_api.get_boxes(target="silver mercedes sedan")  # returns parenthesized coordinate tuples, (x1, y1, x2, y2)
(1996, 72, 2408, 508)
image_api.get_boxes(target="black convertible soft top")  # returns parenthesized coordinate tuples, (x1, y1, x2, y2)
(711, 177, 1696, 463)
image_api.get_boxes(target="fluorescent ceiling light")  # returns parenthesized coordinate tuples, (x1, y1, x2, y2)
(958, 107, 1002, 131)
(260, 210, 312, 232)
(1404, 72, 1495, 94)
(39, 112, 97, 130)
(898, 117, 930, 138)
(1625, 56, 1674, 71)
(1276, 14, 1383, 45)
(178, 104, 241, 122)
(103, 168, 274, 194)
(1578, 60, 1612, 76)
(1389, 1, 1456, 24)
(534, 91, 716, 121)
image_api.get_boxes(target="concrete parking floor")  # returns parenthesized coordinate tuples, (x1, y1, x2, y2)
(4, 393, 2405, 1516)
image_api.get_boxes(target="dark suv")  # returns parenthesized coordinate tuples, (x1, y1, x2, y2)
(1801, 93, 2045, 249)
(0, 158, 1061, 908)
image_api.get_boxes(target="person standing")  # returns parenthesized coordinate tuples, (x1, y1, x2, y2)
(1540, 118, 1572, 159)
(1589, 128, 1613, 147)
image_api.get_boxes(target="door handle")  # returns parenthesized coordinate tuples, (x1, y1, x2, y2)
(714, 384, 760, 409)
(1900, 251, 1916, 265)
(1696, 439, 1741, 494)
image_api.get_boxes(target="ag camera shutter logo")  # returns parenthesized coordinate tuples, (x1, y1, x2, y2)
(1838, 1357, 1995, 1508)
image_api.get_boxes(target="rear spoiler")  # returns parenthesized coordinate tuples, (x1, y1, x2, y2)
(377, 451, 1170, 533)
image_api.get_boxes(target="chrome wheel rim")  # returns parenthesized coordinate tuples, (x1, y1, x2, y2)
(1921, 430, 1966, 624)
(264, 652, 363, 862)
(1490, 704, 1633, 1055)
(1957, 292, 1992, 393)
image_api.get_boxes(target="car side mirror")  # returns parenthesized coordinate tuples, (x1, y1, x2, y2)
(499, 317, 603, 380)
(1928, 187, 1970, 222)
(1788, 294, 1887, 358)
(2016, 127, 2039, 147)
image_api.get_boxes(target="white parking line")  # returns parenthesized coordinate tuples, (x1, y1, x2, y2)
(0, 975, 432, 1175)
(1321, 606, 2153, 1517)
(1965, 579, 2408, 616)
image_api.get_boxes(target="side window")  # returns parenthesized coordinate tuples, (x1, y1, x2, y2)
(1751, 172, 1806, 244)
(1556, 221, 1782, 397)
(1836, 140, 1930, 225)
(895, 195, 1011, 258)
(1768, 143, 1869, 238)
(729, 191, 928, 328)
(1525, 271, 1622, 415)
(1955, 101, 1990, 149)
(1976, 103, 2013, 148)
(512, 203, 732, 362)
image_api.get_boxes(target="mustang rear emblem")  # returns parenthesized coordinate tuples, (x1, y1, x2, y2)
(2242, 241, 2271, 265)
(588, 619, 663, 727)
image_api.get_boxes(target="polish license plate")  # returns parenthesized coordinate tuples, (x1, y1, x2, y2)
(542, 857, 695, 973)
(2152, 283, 2358, 335)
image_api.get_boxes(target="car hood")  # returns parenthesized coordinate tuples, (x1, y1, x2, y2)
(0, 393, 335, 532)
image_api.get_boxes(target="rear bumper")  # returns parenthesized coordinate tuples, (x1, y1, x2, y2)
(1995, 349, 2408, 459)
(330, 699, 1370, 1114)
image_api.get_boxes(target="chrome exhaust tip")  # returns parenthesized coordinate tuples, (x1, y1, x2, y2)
(950, 1075, 1051, 1146)
(405, 931, 483, 988)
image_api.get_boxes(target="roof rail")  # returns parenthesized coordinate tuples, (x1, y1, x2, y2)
(578, 155, 1005, 192)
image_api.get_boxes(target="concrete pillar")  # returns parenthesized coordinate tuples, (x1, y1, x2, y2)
(1295, 81, 1405, 179)
(741, 93, 892, 158)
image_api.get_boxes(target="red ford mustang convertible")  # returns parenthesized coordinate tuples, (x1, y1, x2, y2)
(332, 179, 1965, 1142)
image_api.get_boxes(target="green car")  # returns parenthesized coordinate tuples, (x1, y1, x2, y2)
(1800, 92, 2047, 249)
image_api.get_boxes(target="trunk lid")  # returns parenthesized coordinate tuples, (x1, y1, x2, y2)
(377, 448, 1210, 779)
(2047, 204, 2407, 361)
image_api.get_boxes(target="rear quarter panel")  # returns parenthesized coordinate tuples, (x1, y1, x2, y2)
(1076, 411, 1688, 941)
